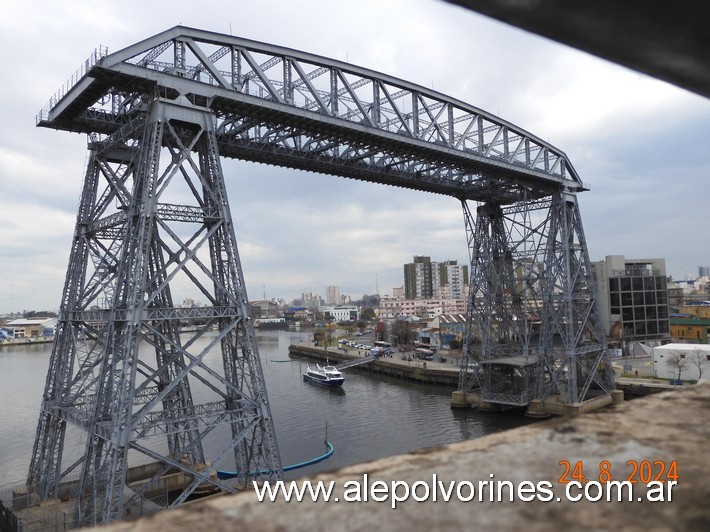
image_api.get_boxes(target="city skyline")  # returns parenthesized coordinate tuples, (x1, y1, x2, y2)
(1, 0, 709, 314)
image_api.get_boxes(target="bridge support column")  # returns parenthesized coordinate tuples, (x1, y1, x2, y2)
(525, 399, 550, 418)
(458, 191, 614, 409)
(27, 95, 282, 527)
(611, 390, 625, 404)
(478, 401, 502, 413)
(450, 390, 471, 408)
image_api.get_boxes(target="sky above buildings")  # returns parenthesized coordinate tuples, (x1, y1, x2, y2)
(1, 0, 708, 313)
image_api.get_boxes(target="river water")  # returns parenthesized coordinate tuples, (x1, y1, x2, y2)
(0, 330, 533, 489)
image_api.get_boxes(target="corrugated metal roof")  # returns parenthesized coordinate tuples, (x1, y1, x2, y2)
(7, 318, 56, 326)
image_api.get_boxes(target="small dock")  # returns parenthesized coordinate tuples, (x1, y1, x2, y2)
(289, 345, 460, 386)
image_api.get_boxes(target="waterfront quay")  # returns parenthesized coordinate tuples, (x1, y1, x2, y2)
(289, 343, 685, 407)
(288, 344, 461, 387)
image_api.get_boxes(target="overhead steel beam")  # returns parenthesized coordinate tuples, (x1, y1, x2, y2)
(37, 25, 584, 203)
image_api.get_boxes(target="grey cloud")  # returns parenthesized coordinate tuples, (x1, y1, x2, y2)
(1, 0, 708, 313)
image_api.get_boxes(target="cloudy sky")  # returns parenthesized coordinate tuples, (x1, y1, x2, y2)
(0, 0, 708, 313)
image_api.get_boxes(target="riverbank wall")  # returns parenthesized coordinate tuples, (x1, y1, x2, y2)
(0, 337, 53, 348)
(293, 344, 692, 418)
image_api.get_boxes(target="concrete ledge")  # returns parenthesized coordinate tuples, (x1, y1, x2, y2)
(449, 390, 470, 408)
(101, 383, 710, 531)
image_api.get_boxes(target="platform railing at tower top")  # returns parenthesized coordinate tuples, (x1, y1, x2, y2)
(36, 46, 109, 125)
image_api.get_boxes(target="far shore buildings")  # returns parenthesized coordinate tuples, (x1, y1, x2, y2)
(2, 317, 57, 339)
(379, 295, 467, 319)
(391, 256, 468, 319)
(379, 253, 709, 352)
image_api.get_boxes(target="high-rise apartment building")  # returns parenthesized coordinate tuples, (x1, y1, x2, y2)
(404, 256, 433, 299)
(326, 285, 341, 305)
(437, 260, 469, 299)
(403, 256, 468, 299)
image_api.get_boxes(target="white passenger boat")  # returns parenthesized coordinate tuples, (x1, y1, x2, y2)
(303, 363, 345, 387)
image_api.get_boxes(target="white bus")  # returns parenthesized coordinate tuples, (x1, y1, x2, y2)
(414, 347, 434, 360)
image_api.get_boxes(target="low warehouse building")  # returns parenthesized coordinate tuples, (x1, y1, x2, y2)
(652, 343, 710, 382)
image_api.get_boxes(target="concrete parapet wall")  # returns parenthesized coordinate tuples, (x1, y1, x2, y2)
(99, 383, 710, 531)
(564, 393, 613, 416)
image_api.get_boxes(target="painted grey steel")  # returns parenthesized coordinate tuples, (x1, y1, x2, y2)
(458, 194, 614, 405)
(29, 26, 611, 526)
(37, 26, 584, 204)
(29, 93, 282, 526)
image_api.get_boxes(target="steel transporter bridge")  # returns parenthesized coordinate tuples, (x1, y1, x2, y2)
(15, 26, 612, 527)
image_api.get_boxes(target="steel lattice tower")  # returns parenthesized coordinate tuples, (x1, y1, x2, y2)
(458, 192, 614, 406)
(27, 95, 282, 526)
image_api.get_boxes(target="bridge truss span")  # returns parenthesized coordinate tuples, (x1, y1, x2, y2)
(40, 25, 584, 204)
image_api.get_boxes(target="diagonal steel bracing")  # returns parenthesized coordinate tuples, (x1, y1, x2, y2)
(29, 26, 613, 526)
(458, 194, 613, 405)
(28, 96, 282, 526)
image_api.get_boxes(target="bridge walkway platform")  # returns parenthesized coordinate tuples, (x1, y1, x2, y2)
(335, 357, 379, 371)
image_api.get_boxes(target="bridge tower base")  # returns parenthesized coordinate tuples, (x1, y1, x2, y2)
(458, 192, 614, 407)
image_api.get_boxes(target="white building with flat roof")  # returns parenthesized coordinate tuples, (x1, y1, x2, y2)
(320, 305, 359, 322)
(652, 343, 710, 381)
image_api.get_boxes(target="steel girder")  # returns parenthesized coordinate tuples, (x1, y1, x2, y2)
(458, 193, 614, 405)
(28, 96, 282, 526)
(37, 26, 584, 205)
